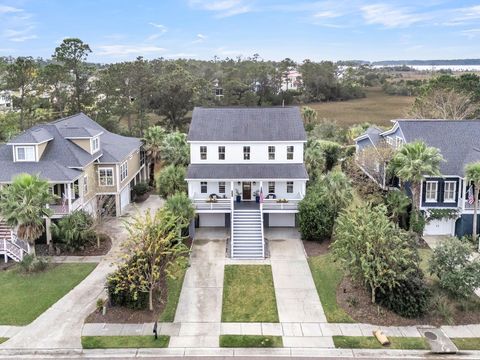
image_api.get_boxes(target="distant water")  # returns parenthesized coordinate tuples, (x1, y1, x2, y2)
(372, 65, 480, 71)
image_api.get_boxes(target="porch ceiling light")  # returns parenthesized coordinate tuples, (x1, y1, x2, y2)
(237, 181, 241, 185)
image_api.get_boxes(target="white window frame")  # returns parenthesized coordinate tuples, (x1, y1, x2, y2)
(98, 168, 114, 186)
(218, 181, 226, 194)
(120, 161, 128, 182)
(200, 146, 207, 160)
(243, 146, 250, 160)
(286, 181, 294, 194)
(425, 181, 438, 202)
(200, 181, 207, 194)
(395, 136, 404, 148)
(91, 136, 100, 153)
(268, 181, 275, 194)
(83, 175, 88, 195)
(444, 181, 456, 203)
(218, 146, 225, 160)
(268, 146, 275, 160)
(15, 145, 36, 162)
(287, 145, 294, 160)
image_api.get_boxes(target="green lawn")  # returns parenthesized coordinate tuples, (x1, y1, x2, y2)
(0, 338, 7, 344)
(333, 336, 430, 350)
(220, 335, 283, 348)
(158, 266, 187, 322)
(308, 254, 354, 323)
(0, 263, 96, 325)
(82, 335, 169, 349)
(222, 265, 279, 322)
(452, 338, 480, 350)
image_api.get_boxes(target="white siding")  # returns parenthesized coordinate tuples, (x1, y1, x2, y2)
(190, 142, 304, 164)
(199, 213, 225, 227)
(269, 213, 295, 227)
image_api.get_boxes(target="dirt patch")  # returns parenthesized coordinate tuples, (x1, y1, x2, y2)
(36, 235, 112, 257)
(0, 262, 15, 271)
(86, 276, 168, 324)
(303, 239, 332, 257)
(337, 275, 480, 327)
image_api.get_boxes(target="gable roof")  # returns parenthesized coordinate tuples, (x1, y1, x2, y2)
(8, 127, 53, 144)
(396, 119, 480, 177)
(188, 107, 307, 142)
(0, 113, 142, 182)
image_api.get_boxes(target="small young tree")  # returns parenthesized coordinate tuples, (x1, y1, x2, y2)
(429, 237, 480, 299)
(156, 165, 187, 198)
(301, 106, 317, 127)
(332, 204, 418, 303)
(110, 208, 188, 310)
(465, 162, 480, 247)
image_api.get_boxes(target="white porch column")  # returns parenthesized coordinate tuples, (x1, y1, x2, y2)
(45, 218, 52, 245)
(67, 183, 72, 211)
(230, 181, 234, 198)
(260, 180, 263, 193)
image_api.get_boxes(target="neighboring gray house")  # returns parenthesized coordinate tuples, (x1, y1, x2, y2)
(355, 119, 480, 237)
(186, 107, 308, 259)
(0, 113, 149, 261)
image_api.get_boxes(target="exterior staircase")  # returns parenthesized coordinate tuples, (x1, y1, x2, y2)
(231, 209, 265, 259)
(0, 221, 29, 262)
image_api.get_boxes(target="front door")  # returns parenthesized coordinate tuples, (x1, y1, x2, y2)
(242, 182, 251, 200)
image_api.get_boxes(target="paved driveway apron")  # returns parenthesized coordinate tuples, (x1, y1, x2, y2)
(269, 234, 327, 324)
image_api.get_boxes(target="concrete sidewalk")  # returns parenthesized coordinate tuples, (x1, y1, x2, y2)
(0, 196, 164, 350)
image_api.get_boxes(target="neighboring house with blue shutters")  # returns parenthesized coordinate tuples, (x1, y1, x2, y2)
(355, 119, 480, 237)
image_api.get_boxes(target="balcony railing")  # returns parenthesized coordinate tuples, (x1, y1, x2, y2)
(262, 198, 301, 211)
(48, 198, 82, 215)
(193, 198, 232, 211)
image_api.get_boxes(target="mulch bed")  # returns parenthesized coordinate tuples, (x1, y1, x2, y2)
(302, 239, 332, 257)
(85, 276, 168, 324)
(36, 235, 112, 257)
(337, 275, 480, 327)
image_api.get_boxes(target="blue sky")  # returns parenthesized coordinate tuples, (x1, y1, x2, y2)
(0, 0, 479, 63)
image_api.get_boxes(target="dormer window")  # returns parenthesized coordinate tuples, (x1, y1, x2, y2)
(15, 146, 35, 162)
(91, 136, 100, 153)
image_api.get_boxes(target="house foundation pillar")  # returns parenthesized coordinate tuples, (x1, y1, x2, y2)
(45, 218, 52, 245)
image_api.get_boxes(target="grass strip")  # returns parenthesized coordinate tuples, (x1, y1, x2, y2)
(158, 266, 187, 322)
(82, 335, 169, 349)
(220, 335, 283, 348)
(452, 338, 480, 350)
(333, 336, 430, 350)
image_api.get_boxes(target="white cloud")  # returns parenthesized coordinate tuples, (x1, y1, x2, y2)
(148, 22, 167, 32)
(192, 33, 207, 43)
(189, 0, 252, 17)
(461, 28, 480, 38)
(3, 26, 37, 42)
(313, 11, 342, 19)
(361, 3, 425, 28)
(0, 5, 22, 14)
(96, 44, 167, 56)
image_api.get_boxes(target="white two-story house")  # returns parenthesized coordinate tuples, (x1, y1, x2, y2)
(186, 107, 308, 259)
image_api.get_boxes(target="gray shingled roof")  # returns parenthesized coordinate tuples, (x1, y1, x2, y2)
(186, 164, 309, 180)
(365, 126, 383, 145)
(0, 113, 142, 182)
(57, 125, 102, 138)
(398, 119, 480, 176)
(188, 107, 307, 142)
(8, 127, 53, 144)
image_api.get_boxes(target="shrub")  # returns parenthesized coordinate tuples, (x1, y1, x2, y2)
(164, 193, 195, 232)
(132, 182, 150, 197)
(429, 237, 480, 298)
(156, 165, 187, 198)
(18, 254, 48, 273)
(96, 298, 105, 312)
(333, 204, 419, 303)
(107, 266, 149, 310)
(409, 211, 426, 235)
(376, 270, 431, 318)
(51, 210, 96, 251)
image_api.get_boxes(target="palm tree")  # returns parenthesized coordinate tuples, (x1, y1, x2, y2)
(161, 131, 189, 166)
(143, 125, 166, 176)
(302, 106, 317, 126)
(0, 174, 54, 256)
(389, 141, 444, 214)
(465, 162, 480, 249)
(164, 192, 195, 236)
(385, 190, 411, 228)
(304, 140, 325, 182)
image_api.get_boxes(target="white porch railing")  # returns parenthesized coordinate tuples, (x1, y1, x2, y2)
(262, 198, 301, 211)
(230, 194, 234, 257)
(260, 200, 265, 258)
(193, 198, 232, 211)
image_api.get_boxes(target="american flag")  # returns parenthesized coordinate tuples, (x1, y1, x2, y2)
(468, 185, 475, 205)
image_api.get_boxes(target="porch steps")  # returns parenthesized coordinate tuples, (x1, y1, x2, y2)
(231, 209, 264, 259)
(0, 221, 27, 262)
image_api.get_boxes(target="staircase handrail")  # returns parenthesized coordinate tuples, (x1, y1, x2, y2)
(260, 201, 265, 258)
(230, 191, 234, 258)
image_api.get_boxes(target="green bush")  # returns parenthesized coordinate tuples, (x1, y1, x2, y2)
(409, 211, 426, 234)
(51, 210, 96, 251)
(156, 165, 187, 198)
(376, 270, 431, 318)
(18, 254, 48, 273)
(107, 268, 149, 310)
(132, 182, 150, 197)
(429, 237, 480, 299)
